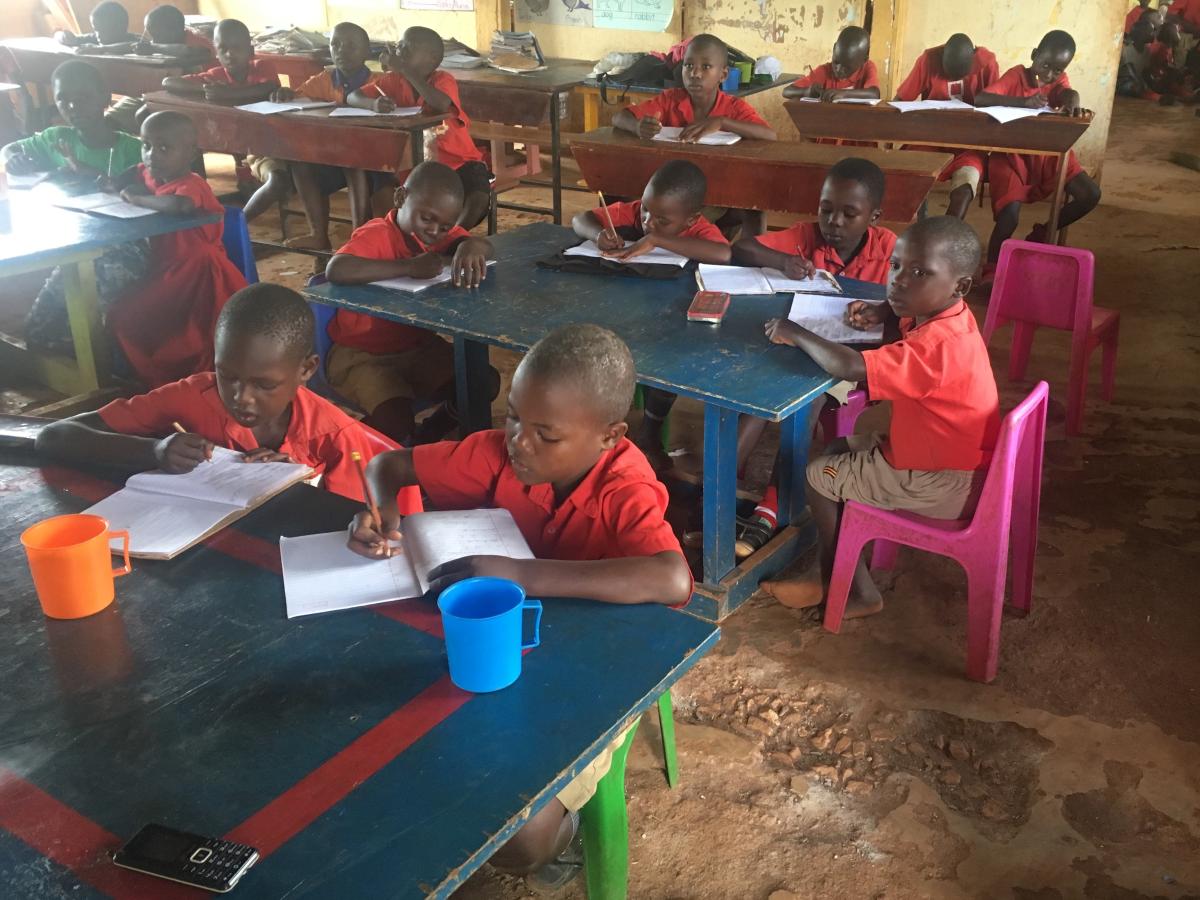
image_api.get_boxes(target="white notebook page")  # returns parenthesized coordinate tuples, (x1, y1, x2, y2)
(124, 447, 311, 507)
(281, 532, 419, 618)
(404, 509, 535, 595)
(88, 489, 236, 558)
(563, 239, 689, 267)
(652, 126, 742, 145)
(696, 264, 774, 295)
(763, 267, 843, 294)
(787, 293, 885, 343)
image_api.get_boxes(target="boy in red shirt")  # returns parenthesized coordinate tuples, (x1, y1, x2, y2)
(349, 26, 491, 230)
(573, 159, 730, 463)
(324, 161, 494, 446)
(894, 33, 1000, 217)
(55, 2, 139, 50)
(348, 322, 692, 888)
(784, 26, 880, 102)
(760, 216, 999, 617)
(36, 283, 422, 513)
(132, 5, 214, 63)
(975, 30, 1101, 266)
(161, 18, 279, 103)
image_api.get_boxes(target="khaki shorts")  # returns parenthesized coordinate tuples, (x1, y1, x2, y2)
(248, 155, 288, 182)
(807, 433, 984, 520)
(949, 164, 982, 194)
(556, 724, 635, 812)
(326, 339, 455, 413)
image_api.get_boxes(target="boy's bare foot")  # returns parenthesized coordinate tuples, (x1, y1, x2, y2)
(760, 576, 823, 609)
(284, 233, 332, 252)
(844, 575, 884, 619)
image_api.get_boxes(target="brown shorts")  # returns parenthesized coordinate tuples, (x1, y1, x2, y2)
(248, 155, 288, 182)
(807, 433, 984, 520)
(555, 724, 634, 812)
(326, 339, 455, 413)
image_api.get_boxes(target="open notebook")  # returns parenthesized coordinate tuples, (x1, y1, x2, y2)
(787, 293, 885, 344)
(280, 508, 534, 618)
(371, 260, 496, 293)
(85, 447, 313, 559)
(652, 126, 742, 146)
(327, 106, 424, 118)
(51, 192, 156, 219)
(563, 239, 689, 267)
(696, 264, 843, 295)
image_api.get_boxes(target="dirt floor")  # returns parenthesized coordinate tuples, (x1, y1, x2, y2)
(3, 98, 1198, 899)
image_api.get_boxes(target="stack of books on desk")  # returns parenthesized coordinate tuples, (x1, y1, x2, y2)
(489, 30, 545, 73)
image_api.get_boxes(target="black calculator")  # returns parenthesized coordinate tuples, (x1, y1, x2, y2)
(113, 824, 259, 893)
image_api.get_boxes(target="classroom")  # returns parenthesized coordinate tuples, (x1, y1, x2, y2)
(0, 0, 1197, 896)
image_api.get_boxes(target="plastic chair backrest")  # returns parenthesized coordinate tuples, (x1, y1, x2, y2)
(985, 240, 1093, 337)
(221, 206, 259, 284)
(969, 380, 1048, 532)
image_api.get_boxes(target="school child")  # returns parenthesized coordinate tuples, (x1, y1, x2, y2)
(347, 322, 692, 888)
(240, 22, 381, 244)
(35, 284, 422, 512)
(136, 5, 214, 62)
(1, 60, 148, 354)
(1119, 17, 1164, 98)
(759, 217, 999, 617)
(975, 30, 1102, 266)
(349, 26, 491, 230)
(324, 161, 494, 446)
(161, 19, 278, 102)
(783, 26, 880, 102)
(731, 158, 897, 557)
(104, 111, 248, 386)
(1148, 23, 1199, 101)
(54, 1, 138, 50)
(1125, 0, 1164, 35)
(894, 33, 999, 218)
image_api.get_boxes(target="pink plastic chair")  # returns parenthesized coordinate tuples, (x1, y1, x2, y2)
(983, 240, 1118, 436)
(818, 389, 869, 443)
(822, 382, 1049, 683)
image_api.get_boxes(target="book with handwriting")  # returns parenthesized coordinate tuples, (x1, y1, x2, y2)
(787, 293, 885, 344)
(696, 264, 843, 295)
(652, 126, 742, 146)
(84, 447, 313, 559)
(563, 239, 689, 267)
(370, 259, 496, 293)
(279, 509, 534, 618)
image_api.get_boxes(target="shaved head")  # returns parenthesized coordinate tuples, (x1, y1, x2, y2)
(520, 324, 636, 425)
(942, 33, 977, 81)
(142, 109, 196, 144)
(217, 284, 315, 362)
(404, 160, 465, 205)
(904, 215, 981, 277)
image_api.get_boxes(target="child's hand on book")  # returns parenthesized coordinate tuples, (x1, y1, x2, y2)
(636, 116, 663, 139)
(596, 228, 623, 252)
(425, 555, 522, 596)
(451, 239, 490, 288)
(271, 86, 296, 103)
(240, 448, 294, 463)
(764, 317, 807, 347)
(347, 509, 403, 559)
(845, 300, 888, 330)
(604, 234, 655, 260)
(781, 254, 817, 280)
(408, 251, 446, 280)
(154, 432, 214, 473)
(678, 117, 723, 142)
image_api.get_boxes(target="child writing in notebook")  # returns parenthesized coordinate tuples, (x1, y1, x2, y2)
(759, 217, 999, 617)
(241, 22, 381, 243)
(1, 60, 148, 355)
(573, 159, 729, 465)
(349, 25, 492, 230)
(324, 161, 494, 446)
(36, 283, 422, 512)
(161, 19, 278, 103)
(55, 2, 138, 50)
(730, 158, 897, 558)
(974, 30, 1101, 267)
(348, 322, 692, 889)
(783, 26, 880, 102)
(104, 110, 248, 386)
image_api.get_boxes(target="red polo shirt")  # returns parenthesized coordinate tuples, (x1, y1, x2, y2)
(755, 222, 897, 284)
(373, 70, 483, 169)
(327, 211, 470, 354)
(791, 60, 880, 92)
(1175, 0, 1200, 29)
(987, 64, 1073, 106)
(412, 430, 687, 585)
(894, 45, 998, 102)
(862, 301, 1000, 471)
(180, 58, 279, 85)
(97, 372, 423, 512)
(626, 88, 769, 127)
(592, 200, 727, 244)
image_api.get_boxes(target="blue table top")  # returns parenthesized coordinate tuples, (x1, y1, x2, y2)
(0, 457, 719, 899)
(0, 188, 222, 274)
(305, 222, 887, 420)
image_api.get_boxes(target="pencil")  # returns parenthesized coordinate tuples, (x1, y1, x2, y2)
(596, 191, 618, 240)
(107, 147, 114, 178)
(350, 450, 384, 536)
(172, 421, 186, 434)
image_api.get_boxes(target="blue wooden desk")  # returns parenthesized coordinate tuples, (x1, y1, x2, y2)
(304, 221, 886, 620)
(0, 190, 221, 397)
(0, 457, 719, 899)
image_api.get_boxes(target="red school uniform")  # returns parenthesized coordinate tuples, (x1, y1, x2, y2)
(184, 27, 215, 54)
(894, 45, 999, 181)
(984, 65, 1084, 214)
(755, 222, 897, 284)
(96, 372, 423, 513)
(373, 70, 483, 170)
(327, 210, 470, 354)
(593, 200, 727, 244)
(106, 166, 247, 387)
(861, 300, 1000, 472)
(1175, 0, 1200, 29)
(791, 60, 880, 93)
(412, 429, 687, 574)
(180, 58, 280, 86)
(625, 88, 769, 127)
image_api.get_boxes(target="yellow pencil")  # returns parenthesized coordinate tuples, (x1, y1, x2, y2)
(350, 450, 383, 534)
(172, 422, 186, 434)
(596, 191, 618, 240)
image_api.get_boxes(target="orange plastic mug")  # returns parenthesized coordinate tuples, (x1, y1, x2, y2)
(20, 514, 131, 619)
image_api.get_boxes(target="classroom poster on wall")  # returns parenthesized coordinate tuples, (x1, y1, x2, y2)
(402, 0, 474, 8)
(518, 0, 594, 27)
(593, 0, 673, 30)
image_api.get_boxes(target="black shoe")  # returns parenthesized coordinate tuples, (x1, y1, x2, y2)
(734, 515, 776, 559)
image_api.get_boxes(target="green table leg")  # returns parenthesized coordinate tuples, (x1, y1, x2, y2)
(580, 719, 641, 900)
(61, 256, 107, 393)
(657, 691, 679, 789)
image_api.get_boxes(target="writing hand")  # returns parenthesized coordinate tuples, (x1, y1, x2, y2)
(764, 317, 806, 347)
(240, 448, 294, 463)
(782, 254, 817, 279)
(820, 88, 846, 102)
(844, 300, 887, 330)
(347, 508, 403, 558)
(636, 116, 663, 139)
(424, 555, 523, 596)
(408, 251, 446, 280)
(604, 234, 656, 260)
(595, 228, 623, 252)
(271, 86, 296, 103)
(154, 432, 214, 472)
(373, 95, 396, 113)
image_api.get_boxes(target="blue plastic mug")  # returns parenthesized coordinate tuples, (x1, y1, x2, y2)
(721, 67, 741, 92)
(437, 577, 542, 693)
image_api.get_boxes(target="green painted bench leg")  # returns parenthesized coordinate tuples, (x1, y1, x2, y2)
(580, 719, 641, 900)
(657, 691, 679, 789)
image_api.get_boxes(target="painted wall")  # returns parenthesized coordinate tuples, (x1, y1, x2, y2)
(896, 0, 1128, 168)
(195, 0, 477, 43)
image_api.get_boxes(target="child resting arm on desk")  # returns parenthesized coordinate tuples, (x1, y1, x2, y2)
(782, 25, 880, 102)
(55, 1, 139, 51)
(759, 217, 999, 618)
(160, 18, 278, 104)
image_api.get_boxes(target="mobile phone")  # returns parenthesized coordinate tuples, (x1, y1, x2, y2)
(687, 290, 731, 323)
(112, 824, 259, 893)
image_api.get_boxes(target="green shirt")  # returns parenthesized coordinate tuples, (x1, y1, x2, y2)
(11, 126, 142, 176)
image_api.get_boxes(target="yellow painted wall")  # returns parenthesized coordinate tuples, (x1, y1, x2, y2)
(896, 0, 1128, 168)
(195, 0, 477, 43)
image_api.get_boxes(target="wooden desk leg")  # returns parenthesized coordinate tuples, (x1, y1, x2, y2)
(454, 335, 492, 435)
(701, 404, 738, 585)
(1046, 151, 1069, 244)
(580, 719, 641, 900)
(583, 91, 599, 133)
(775, 400, 821, 528)
(551, 91, 562, 225)
(62, 257, 108, 393)
(410, 126, 425, 166)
